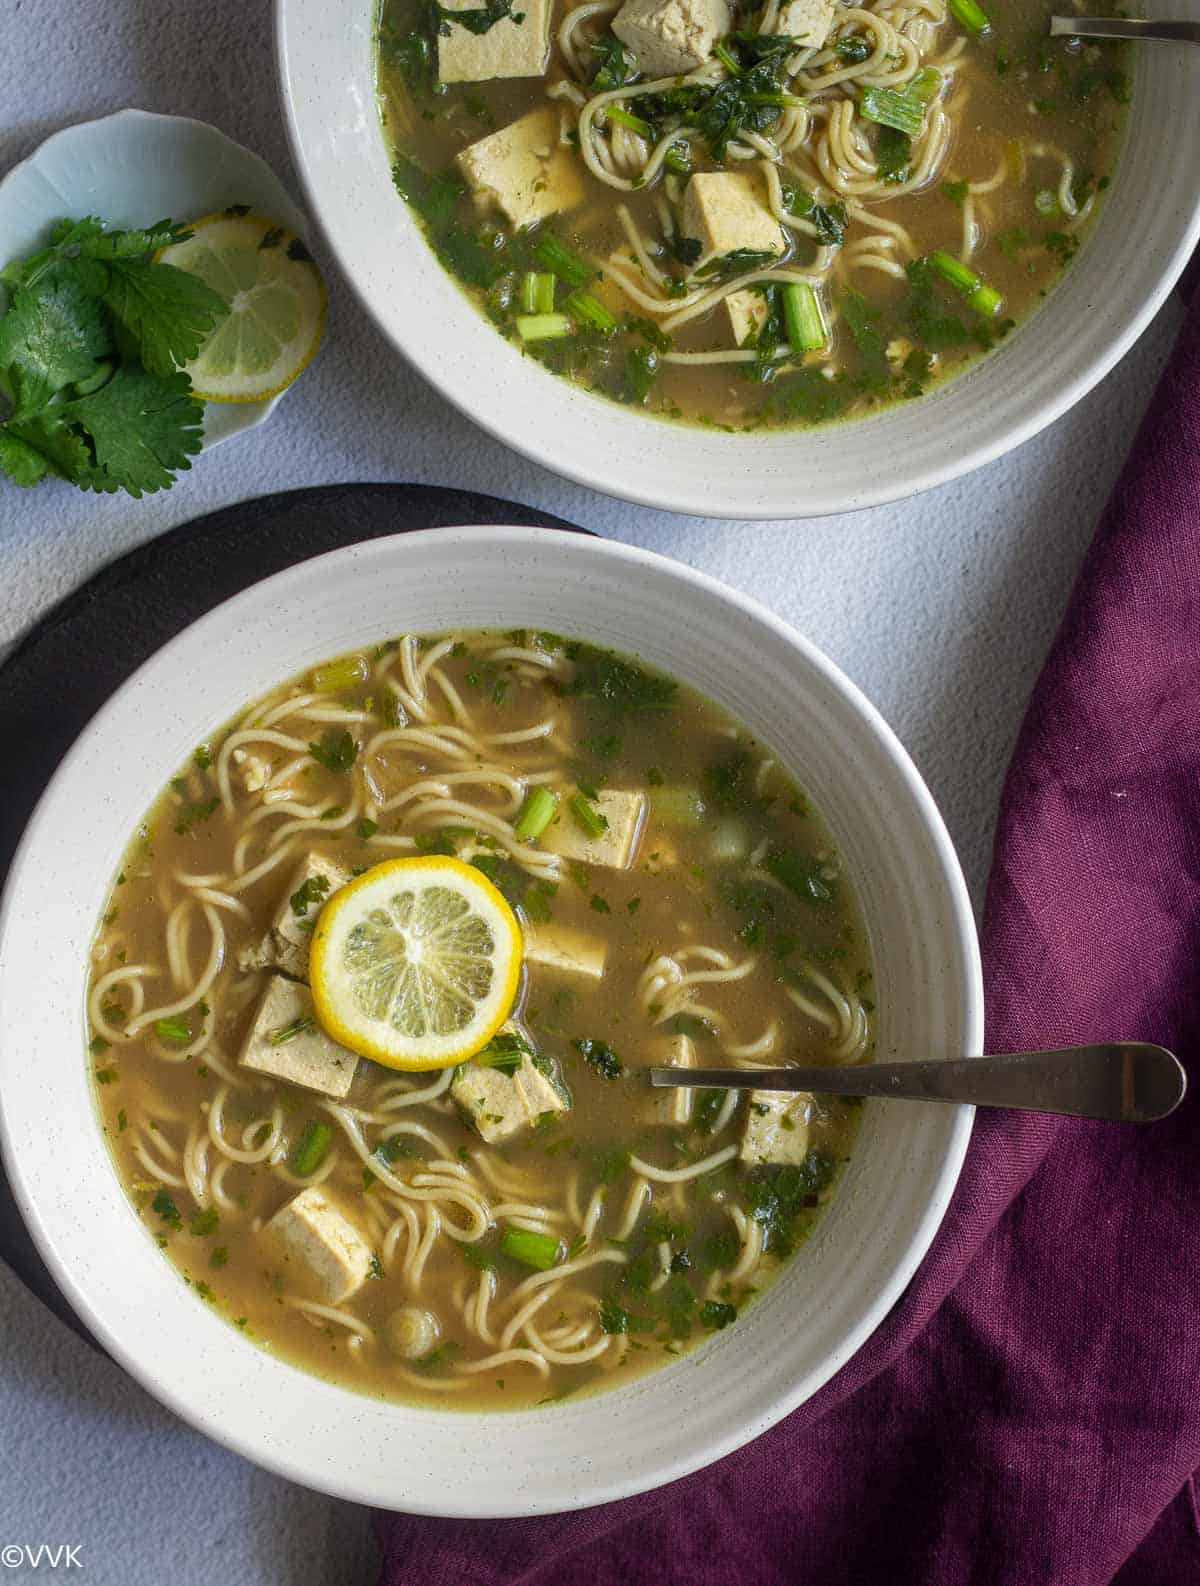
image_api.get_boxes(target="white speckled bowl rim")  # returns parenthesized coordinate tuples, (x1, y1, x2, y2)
(276, 2, 1200, 518)
(0, 528, 982, 1514)
(0, 108, 311, 451)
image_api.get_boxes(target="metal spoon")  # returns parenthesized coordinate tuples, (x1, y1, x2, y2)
(648, 1043, 1186, 1123)
(1049, 15, 1200, 44)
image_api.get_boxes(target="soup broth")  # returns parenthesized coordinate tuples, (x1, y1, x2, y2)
(88, 632, 873, 1409)
(376, 0, 1127, 429)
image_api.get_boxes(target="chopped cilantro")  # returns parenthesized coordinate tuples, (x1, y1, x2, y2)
(152, 1190, 182, 1228)
(173, 796, 219, 835)
(700, 1300, 737, 1330)
(290, 873, 331, 917)
(573, 1038, 625, 1079)
(566, 643, 677, 714)
(308, 728, 356, 773)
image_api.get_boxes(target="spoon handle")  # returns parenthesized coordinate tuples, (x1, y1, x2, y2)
(1049, 14, 1200, 44)
(647, 1044, 1187, 1123)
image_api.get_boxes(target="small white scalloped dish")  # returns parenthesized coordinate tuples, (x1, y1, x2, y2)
(0, 528, 982, 1514)
(0, 108, 312, 451)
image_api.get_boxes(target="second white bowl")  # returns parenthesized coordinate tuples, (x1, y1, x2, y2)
(277, 2, 1200, 517)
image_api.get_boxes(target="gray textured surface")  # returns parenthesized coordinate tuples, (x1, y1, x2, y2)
(0, 0, 1184, 1581)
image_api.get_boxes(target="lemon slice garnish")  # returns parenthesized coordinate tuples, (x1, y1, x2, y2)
(309, 857, 522, 1071)
(157, 212, 326, 403)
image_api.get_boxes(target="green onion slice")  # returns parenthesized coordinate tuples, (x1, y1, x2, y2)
(949, 0, 990, 33)
(513, 786, 559, 841)
(312, 655, 368, 693)
(500, 1226, 563, 1270)
(290, 1122, 334, 1177)
(782, 282, 827, 353)
(516, 313, 573, 341)
(569, 792, 609, 837)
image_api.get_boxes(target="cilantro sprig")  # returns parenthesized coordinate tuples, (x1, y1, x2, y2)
(0, 215, 230, 497)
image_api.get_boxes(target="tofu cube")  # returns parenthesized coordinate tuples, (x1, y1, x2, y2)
(268, 1187, 374, 1304)
(525, 923, 607, 981)
(681, 172, 786, 275)
(740, 1089, 813, 1165)
(612, 0, 730, 77)
(451, 1039, 569, 1143)
(652, 1033, 695, 1127)
(726, 287, 770, 347)
(541, 789, 645, 869)
(457, 108, 585, 229)
(240, 975, 357, 1099)
(777, 0, 837, 49)
(438, 0, 552, 82)
(237, 851, 351, 983)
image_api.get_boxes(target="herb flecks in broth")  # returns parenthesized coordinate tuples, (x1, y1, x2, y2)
(88, 631, 873, 1410)
(376, 0, 1127, 429)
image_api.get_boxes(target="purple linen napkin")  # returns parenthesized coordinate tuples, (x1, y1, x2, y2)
(375, 301, 1200, 1586)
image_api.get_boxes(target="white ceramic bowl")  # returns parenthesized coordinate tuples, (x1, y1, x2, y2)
(0, 109, 312, 452)
(0, 528, 981, 1513)
(276, 2, 1200, 518)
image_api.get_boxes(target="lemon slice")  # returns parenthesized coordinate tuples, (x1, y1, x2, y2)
(309, 857, 522, 1070)
(157, 212, 326, 403)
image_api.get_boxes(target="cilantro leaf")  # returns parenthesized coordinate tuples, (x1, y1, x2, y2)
(874, 126, 911, 185)
(573, 1038, 625, 1079)
(66, 366, 204, 496)
(102, 257, 229, 378)
(694, 248, 778, 284)
(309, 728, 357, 772)
(0, 429, 50, 488)
(841, 288, 885, 363)
(436, 0, 521, 34)
(78, 220, 192, 259)
(0, 276, 111, 417)
(591, 34, 640, 91)
(1, 412, 105, 489)
(700, 1300, 738, 1330)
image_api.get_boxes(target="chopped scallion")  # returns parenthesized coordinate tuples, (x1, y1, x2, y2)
(1034, 188, 1058, 216)
(925, 250, 1004, 317)
(908, 67, 942, 103)
(528, 231, 594, 287)
(500, 1225, 563, 1270)
(860, 85, 925, 136)
(513, 786, 559, 841)
(605, 105, 653, 137)
(969, 282, 1004, 317)
(521, 271, 556, 313)
(926, 250, 977, 294)
(781, 282, 827, 353)
(569, 791, 609, 837)
(290, 1122, 333, 1177)
(267, 1014, 318, 1046)
(948, 0, 990, 32)
(516, 312, 572, 341)
(713, 40, 741, 75)
(663, 141, 692, 175)
(312, 655, 368, 693)
(154, 1017, 191, 1045)
(564, 289, 618, 334)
